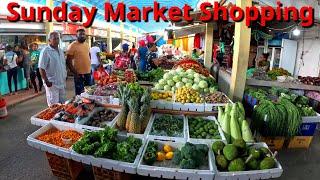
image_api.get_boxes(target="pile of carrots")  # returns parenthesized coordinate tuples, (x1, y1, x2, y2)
(37, 128, 82, 148)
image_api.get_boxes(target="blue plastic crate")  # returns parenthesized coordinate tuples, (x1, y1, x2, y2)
(298, 123, 317, 136)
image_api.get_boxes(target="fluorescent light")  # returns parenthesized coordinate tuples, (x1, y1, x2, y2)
(293, 27, 301, 36)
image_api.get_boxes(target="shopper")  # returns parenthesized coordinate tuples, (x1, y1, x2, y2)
(21, 44, 31, 90)
(3, 45, 18, 95)
(146, 44, 158, 71)
(122, 43, 129, 53)
(13, 45, 23, 67)
(30, 43, 42, 93)
(39, 32, 67, 107)
(90, 42, 101, 84)
(137, 40, 148, 72)
(192, 49, 199, 59)
(66, 29, 91, 95)
(256, 53, 270, 71)
(129, 43, 137, 69)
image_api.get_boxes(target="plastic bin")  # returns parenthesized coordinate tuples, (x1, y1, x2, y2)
(137, 139, 215, 180)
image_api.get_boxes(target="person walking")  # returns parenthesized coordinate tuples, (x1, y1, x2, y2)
(3, 45, 18, 95)
(137, 40, 148, 72)
(21, 44, 31, 90)
(30, 43, 42, 93)
(39, 32, 67, 107)
(129, 43, 137, 69)
(66, 29, 91, 95)
(89, 42, 101, 84)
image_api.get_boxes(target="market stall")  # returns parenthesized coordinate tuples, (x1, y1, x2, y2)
(0, 68, 27, 95)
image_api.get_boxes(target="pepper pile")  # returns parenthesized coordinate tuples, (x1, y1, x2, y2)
(174, 58, 210, 76)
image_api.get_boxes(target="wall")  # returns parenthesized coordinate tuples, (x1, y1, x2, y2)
(294, 26, 320, 77)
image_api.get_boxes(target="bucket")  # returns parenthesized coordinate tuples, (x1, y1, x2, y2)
(0, 98, 8, 118)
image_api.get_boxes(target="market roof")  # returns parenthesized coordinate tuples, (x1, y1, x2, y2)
(23, 0, 200, 33)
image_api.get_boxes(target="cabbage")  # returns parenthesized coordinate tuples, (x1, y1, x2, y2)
(210, 87, 217, 93)
(176, 82, 184, 88)
(194, 77, 201, 83)
(187, 79, 194, 84)
(167, 80, 175, 86)
(176, 67, 184, 73)
(199, 80, 208, 88)
(154, 84, 163, 90)
(163, 73, 172, 80)
(186, 69, 195, 74)
(204, 88, 209, 93)
(185, 83, 193, 88)
(194, 73, 200, 79)
(159, 79, 166, 86)
(164, 85, 171, 91)
(173, 75, 181, 83)
(182, 78, 189, 83)
(171, 87, 176, 92)
(187, 74, 194, 80)
(192, 84, 199, 90)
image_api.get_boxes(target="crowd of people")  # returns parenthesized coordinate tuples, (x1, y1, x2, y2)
(1, 42, 42, 95)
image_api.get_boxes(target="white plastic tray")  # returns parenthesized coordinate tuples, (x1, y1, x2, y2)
(70, 135, 146, 174)
(27, 122, 84, 159)
(213, 143, 283, 180)
(186, 116, 227, 144)
(151, 100, 174, 110)
(80, 92, 112, 105)
(30, 109, 52, 127)
(137, 139, 215, 180)
(172, 102, 205, 112)
(302, 113, 320, 123)
(75, 107, 120, 131)
(147, 113, 187, 142)
(205, 98, 233, 112)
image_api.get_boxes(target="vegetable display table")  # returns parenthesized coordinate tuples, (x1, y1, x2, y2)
(246, 78, 320, 92)
(0, 68, 27, 95)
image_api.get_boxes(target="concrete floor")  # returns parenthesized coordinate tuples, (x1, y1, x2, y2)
(0, 80, 319, 180)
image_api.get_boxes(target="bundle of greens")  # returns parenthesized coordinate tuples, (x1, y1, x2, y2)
(252, 98, 302, 137)
(136, 68, 165, 82)
(72, 127, 142, 163)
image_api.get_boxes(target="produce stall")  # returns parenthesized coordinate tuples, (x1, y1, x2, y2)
(27, 66, 284, 179)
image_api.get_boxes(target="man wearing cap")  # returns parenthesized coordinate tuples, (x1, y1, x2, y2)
(39, 32, 67, 106)
(66, 29, 91, 95)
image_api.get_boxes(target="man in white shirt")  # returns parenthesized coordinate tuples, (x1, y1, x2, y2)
(38, 32, 67, 106)
(89, 42, 101, 84)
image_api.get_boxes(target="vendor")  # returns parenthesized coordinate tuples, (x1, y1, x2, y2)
(255, 53, 270, 71)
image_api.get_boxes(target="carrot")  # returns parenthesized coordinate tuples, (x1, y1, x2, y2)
(37, 128, 82, 148)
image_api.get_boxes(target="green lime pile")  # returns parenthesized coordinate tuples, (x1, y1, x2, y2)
(188, 117, 221, 139)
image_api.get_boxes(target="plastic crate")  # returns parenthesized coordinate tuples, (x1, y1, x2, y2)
(137, 139, 215, 180)
(27, 122, 84, 159)
(287, 136, 313, 149)
(172, 102, 205, 112)
(30, 109, 52, 127)
(147, 113, 187, 142)
(298, 122, 317, 136)
(46, 152, 83, 180)
(214, 143, 283, 180)
(70, 135, 146, 174)
(186, 116, 227, 144)
(92, 166, 132, 180)
(75, 107, 120, 132)
(258, 137, 285, 151)
(150, 100, 173, 110)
